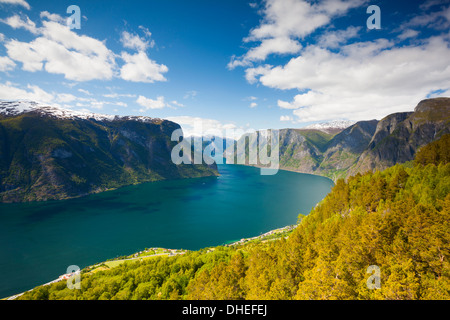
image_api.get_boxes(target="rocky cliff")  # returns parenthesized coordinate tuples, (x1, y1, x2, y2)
(0, 101, 218, 203)
(230, 98, 449, 180)
(348, 97, 450, 176)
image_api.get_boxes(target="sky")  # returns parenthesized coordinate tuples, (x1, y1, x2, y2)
(0, 0, 449, 138)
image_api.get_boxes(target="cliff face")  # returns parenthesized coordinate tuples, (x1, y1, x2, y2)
(348, 97, 450, 176)
(230, 97, 449, 180)
(0, 101, 218, 203)
(230, 121, 378, 180)
(318, 120, 379, 179)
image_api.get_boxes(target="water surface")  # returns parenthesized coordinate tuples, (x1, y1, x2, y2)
(0, 164, 333, 298)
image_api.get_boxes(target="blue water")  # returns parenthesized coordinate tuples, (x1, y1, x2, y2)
(0, 164, 333, 298)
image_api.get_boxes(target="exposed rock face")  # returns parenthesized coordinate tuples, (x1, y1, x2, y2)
(231, 98, 449, 181)
(348, 98, 450, 176)
(0, 101, 218, 203)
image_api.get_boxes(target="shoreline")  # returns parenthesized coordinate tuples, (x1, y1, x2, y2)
(3, 223, 298, 300)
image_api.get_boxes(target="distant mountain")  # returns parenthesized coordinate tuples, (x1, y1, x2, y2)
(0, 101, 218, 203)
(303, 120, 356, 134)
(230, 98, 449, 180)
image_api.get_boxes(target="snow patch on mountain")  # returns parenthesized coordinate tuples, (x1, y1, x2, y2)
(0, 100, 161, 123)
(304, 120, 356, 132)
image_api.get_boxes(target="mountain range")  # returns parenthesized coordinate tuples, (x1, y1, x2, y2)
(230, 97, 450, 180)
(0, 101, 218, 203)
(1, 97, 448, 202)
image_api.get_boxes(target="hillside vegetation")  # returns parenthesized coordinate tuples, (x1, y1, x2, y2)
(0, 109, 218, 203)
(18, 134, 450, 300)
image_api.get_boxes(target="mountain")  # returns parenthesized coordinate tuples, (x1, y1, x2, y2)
(0, 101, 218, 203)
(230, 97, 449, 180)
(229, 122, 377, 180)
(303, 120, 356, 134)
(348, 97, 450, 176)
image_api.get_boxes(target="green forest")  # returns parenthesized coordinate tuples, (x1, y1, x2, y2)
(18, 134, 450, 300)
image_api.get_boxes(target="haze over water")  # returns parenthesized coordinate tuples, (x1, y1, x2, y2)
(0, 164, 333, 298)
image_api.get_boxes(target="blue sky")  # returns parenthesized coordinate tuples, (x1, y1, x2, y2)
(0, 0, 449, 137)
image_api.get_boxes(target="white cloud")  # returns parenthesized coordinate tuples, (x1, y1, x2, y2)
(78, 88, 92, 96)
(280, 115, 293, 121)
(4, 19, 116, 81)
(0, 14, 38, 34)
(120, 31, 154, 51)
(171, 100, 185, 107)
(0, 56, 15, 71)
(237, 2, 450, 124)
(0, 81, 133, 113)
(317, 26, 360, 48)
(114, 101, 128, 108)
(0, 82, 54, 103)
(120, 51, 168, 83)
(397, 29, 419, 40)
(40, 11, 65, 23)
(136, 95, 168, 111)
(56, 93, 77, 103)
(139, 26, 152, 38)
(403, 5, 450, 30)
(0, 0, 30, 10)
(244, 37, 302, 61)
(229, 0, 366, 68)
(245, 64, 273, 83)
(267, 37, 450, 122)
(1, 13, 168, 84)
(249, 102, 258, 108)
(103, 93, 136, 99)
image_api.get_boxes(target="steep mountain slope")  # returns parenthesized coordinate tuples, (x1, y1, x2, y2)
(230, 97, 449, 180)
(230, 121, 377, 180)
(0, 101, 218, 203)
(317, 120, 379, 179)
(348, 97, 450, 176)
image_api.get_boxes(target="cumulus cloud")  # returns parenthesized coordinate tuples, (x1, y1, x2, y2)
(3, 19, 115, 81)
(0, 82, 54, 103)
(0, 81, 133, 113)
(0, 56, 15, 71)
(280, 115, 293, 121)
(136, 95, 168, 111)
(0, 14, 38, 34)
(120, 31, 154, 51)
(0, 0, 30, 10)
(40, 11, 66, 23)
(231, 0, 450, 123)
(229, 0, 366, 68)
(316, 26, 360, 48)
(136, 95, 184, 111)
(256, 37, 450, 122)
(78, 88, 92, 96)
(0, 13, 168, 84)
(120, 51, 168, 83)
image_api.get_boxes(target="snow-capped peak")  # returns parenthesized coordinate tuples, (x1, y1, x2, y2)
(304, 120, 356, 132)
(0, 100, 161, 123)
